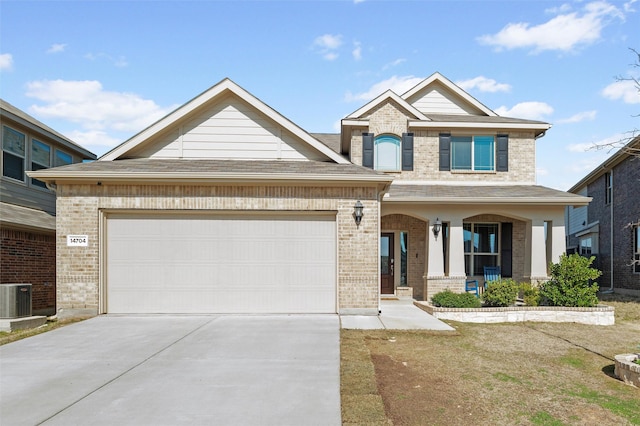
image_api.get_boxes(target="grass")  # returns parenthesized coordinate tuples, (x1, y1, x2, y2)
(0, 317, 89, 346)
(341, 293, 640, 425)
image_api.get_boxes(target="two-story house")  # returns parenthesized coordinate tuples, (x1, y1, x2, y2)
(29, 73, 589, 318)
(1, 99, 96, 315)
(566, 136, 640, 296)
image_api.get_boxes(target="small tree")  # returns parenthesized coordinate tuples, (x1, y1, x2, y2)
(539, 253, 602, 307)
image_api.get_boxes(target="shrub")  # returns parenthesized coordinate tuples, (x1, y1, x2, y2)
(519, 282, 540, 306)
(431, 289, 482, 308)
(482, 279, 519, 307)
(539, 253, 601, 307)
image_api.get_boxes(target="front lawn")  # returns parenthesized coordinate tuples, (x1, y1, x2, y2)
(341, 293, 640, 425)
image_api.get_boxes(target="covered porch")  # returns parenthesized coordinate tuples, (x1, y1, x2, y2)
(380, 184, 590, 302)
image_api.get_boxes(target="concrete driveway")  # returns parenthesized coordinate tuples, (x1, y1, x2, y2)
(0, 315, 341, 426)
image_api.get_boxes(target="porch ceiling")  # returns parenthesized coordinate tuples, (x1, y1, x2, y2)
(383, 184, 590, 206)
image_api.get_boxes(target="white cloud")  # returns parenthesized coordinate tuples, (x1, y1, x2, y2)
(455, 76, 511, 93)
(382, 58, 406, 70)
(352, 42, 362, 60)
(25, 79, 177, 148)
(495, 102, 554, 120)
(477, 1, 625, 53)
(47, 43, 67, 54)
(566, 142, 598, 152)
(313, 34, 343, 60)
(601, 79, 640, 104)
(556, 110, 597, 123)
(66, 129, 122, 149)
(344, 75, 424, 102)
(85, 52, 129, 68)
(0, 53, 13, 71)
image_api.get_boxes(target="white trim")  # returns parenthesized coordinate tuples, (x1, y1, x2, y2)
(101, 79, 349, 164)
(346, 90, 429, 120)
(401, 72, 497, 117)
(408, 120, 551, 131)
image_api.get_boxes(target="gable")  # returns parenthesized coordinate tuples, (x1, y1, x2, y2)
(129, 94, 324, 161)
(101, 78, 348, 164)
(407, 81, 485, 116)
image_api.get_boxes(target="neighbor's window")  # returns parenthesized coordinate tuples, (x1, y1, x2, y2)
(634, 226, 640, 274)
(451, 135, 494, 171)
(55, 149, 72, 167)
(2, 125, 26, 181)
(604, 172, 612, 204)
(31, 139, 51, 188)
(580, 236, 593, 256)
(463, 223, 499, 275)
(374, 135, 401, 171)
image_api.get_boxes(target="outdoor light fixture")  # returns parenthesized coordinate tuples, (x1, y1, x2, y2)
(432, 217, 442, 240)
(353, 201, 364, 227)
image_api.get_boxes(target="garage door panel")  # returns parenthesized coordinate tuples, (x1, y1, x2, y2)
(106, 214, 336, 314)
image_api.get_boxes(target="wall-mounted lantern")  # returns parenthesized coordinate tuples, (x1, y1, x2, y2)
(432, 217, 442, 240)
(353, 201, 364, 227)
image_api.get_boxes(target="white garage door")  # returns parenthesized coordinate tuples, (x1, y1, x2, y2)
(106, 213, 336, 314)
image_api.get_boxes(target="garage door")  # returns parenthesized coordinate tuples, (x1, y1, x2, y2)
(105, 213, 336, 314)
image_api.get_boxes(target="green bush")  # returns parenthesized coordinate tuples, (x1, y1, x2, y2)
(519, 282, 540, 306)
(482, 279, 519, 307)
(539, 253, 601, 307)
(431, 289, 482, 308)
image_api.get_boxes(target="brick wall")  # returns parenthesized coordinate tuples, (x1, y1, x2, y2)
(1, 228, 56, 315)
(55, 183, 381, 316)
(349, 99, 538, 183)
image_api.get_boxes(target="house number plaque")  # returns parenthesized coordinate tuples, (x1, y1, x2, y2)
(67, 235, 88, 247)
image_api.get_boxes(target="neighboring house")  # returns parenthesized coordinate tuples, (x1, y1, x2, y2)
(29, 73, 590, 318)
(566, 136, 640, 295)
(1, 99, 96, 315)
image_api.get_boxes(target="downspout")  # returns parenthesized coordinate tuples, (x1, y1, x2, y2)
(609, 169, 614, 292)
(378, 190, 382, 315)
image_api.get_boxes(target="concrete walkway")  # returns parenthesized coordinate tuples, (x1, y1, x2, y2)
(0, 315, 341, 426)
(340, 297, 455, 331)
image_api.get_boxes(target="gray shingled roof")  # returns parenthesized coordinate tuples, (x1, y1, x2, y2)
(0, 202, 56, 231)
(311, 133, 341, 154)
(29, 158, 392, 182)
(385, 184, 589, 205)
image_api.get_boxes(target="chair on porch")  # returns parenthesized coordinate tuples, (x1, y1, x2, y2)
(465, 279, 480, 297)
(483, 266, 501, 289)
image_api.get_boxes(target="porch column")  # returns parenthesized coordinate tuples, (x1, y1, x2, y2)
(549, 214, 567, 264)
(448, 218, 466, 278)
(426, 218, 444, 278)
(530, 219, 549, 283)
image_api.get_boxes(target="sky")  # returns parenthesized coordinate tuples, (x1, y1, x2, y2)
(1, 0, 639, 191)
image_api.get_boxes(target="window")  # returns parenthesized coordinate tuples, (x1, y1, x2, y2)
(2, 125, 26, 181)
(55, 149, 72, 167)
(463, 223, 499, 275)
(604, 172, 612, 204)
(634, 226, 640, 274)
(31, 139, 51, 188)
(375, 135, 400, 171)
(451, 135, 494, 171)
(400, 232, 408, 286)
(580, 237, 593, 256)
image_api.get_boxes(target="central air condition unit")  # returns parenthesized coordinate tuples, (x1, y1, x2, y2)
(0, 284, 33, 318)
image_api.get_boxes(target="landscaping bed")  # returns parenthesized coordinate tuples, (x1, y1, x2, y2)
(416, 302, 615, 325)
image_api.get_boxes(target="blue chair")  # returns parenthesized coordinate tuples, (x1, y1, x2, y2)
(465, 279, 480, 297)
(483, 266, 501, 289)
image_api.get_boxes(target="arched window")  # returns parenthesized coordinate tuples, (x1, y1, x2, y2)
(374, 135, 401, 171)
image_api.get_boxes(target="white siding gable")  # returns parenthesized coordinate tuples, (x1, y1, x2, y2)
(409, 83, 483, 116)
(136, 95, 324, 161)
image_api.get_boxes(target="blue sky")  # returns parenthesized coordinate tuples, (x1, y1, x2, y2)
(1, 0, 639, 190)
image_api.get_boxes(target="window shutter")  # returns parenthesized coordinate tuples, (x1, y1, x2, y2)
(497, 134, 508, 172)
(362, 133, 374, 168)
(439, 133, 451, 171)
(402, 133, 414, 171)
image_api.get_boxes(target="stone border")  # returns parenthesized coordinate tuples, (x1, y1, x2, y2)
(415, 302, 614, 325)
(614, 354, 640, 387)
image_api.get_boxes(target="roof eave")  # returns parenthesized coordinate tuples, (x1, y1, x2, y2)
(383, 196, 591, 206)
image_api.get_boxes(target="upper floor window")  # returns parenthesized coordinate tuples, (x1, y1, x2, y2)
(451, 135, 494, 171)
(362, 133, 413, 171)
(55, 149, 72, 167)
(31, 139, 51, 188)
(2, 125, 26, 181)
(634, 225, 640, 274)
(375, 135, 401, 171)
(439, 133, 508, 172)
(604, 172, 612, 204)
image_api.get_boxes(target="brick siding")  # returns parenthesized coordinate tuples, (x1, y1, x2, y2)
(1, 228, 56, 315)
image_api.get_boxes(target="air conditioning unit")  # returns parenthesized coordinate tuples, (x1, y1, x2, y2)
(0, 284, 33, 318)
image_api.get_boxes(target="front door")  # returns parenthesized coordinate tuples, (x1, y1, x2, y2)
(381, 233, 395, 295)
